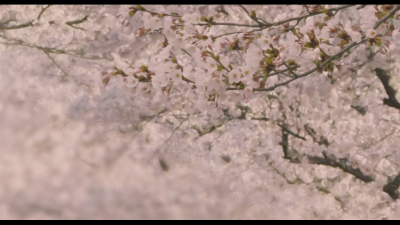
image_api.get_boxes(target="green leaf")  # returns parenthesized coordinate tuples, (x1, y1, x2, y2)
(339, 40, 347, 47)
(129, 10, 135, 17)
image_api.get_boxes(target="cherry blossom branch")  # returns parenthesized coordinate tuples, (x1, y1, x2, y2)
(226, 38, 369, 92)
(42, 50, 69, 78)
(157, 116, 188, 151)
(268, 5, 355, 28)
(250, 117, 269, 121)
(375, 68, 400, 110)
(268, 162, 306, 185)
(222, 5, 396, 93)
(213, 30, 255, 39)
(268, 65, 300, 77)
(188, 5, 355, 43)
(0, 34, 112, 61)
(304, 124, 329, 147)
(197, 22, 260, 28)
(191, 105, 271, 138)
(304, 5, 312, 14)
(247, 39, 367, 92)
(198, 5, 356, 30)
(0, 18, 16, 27)
(278, 124, 376, 183)
(237, 5, 267, 27)
(373, 5, 400, 30)
(65, 15, 88, 30)
(301, 125, 373, 182)
(192, 96, 379, 188)
(192, 103, 306, 142)
(133, 5, 181, 18)
(138, 108, 169, 121)
(279, 128, 299, 160)
(37, 5, 52, 20)
(278, 123, 306, 141)
(0, 5, 52, 30)
(306, 152, 375, 183)
(0, 21, 34, 30)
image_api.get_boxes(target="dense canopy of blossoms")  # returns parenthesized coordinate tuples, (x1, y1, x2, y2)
(1, 5, 400, 219)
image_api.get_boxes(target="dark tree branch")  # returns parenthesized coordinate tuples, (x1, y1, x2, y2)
(197, 22, 260, 28)
(0, 21, 34, 30)
(37, 5, 52, 20)
(0, 35, 111, 61)
(375, 68, 400, 110)
(279, 128, 292, 160)
(65, 15, 88, 30)
(373, 5, 400, 30)
(238, 5, 266, 27)
(306, 152, 375, 183)
(278, 125, 375, 183)
(0, 18, 16, 27)
(304, 124, 329, 147)
(278, 123, 306, 141)
(383, 171, 400, 200)
(351, 104, 367, 116)
(251, 117, 269, 121)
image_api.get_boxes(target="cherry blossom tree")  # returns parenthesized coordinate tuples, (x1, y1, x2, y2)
(1, 5, 400, 219)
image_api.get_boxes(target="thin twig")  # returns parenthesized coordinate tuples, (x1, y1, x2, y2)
(42, 50, 68, 77)
(227, 38, 367, 92)
(238, 5, 264, 26)
(65, 15, 88, 30)
(278, 123, 306, 140)
(0, 21, 34, 30)
(306, 152, 375, 183)
(0, 35, 111, 61)
(197, 22, 261, 28)
(37, 5, 52, 20)
(373, 5, 400, 30)
(278, 124, 375, 183)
